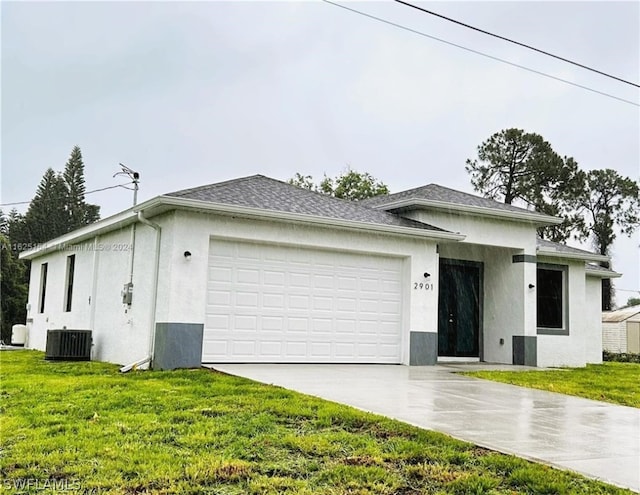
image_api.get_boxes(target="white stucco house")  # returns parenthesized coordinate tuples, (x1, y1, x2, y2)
(19, 175, 619, 369)
(602, 305, 640, 354)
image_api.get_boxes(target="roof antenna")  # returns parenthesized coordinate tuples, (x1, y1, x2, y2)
(114, 163, 140, 206)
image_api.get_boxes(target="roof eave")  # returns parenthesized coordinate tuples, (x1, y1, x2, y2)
(18, 208, 143, 260)
(536, 248, 610, 263)
(585, 264, 622, 278)
(586, 268, 622, 278)
(369, 198, 561, 226)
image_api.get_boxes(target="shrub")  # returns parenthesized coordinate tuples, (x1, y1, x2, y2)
(602, 350, 640, 363)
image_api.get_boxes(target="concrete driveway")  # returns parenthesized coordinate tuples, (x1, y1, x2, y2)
(211, 363, 640, 492)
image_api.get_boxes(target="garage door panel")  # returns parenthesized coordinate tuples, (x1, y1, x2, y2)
(263, 293, 285, 309)
(210, 267, 233, 282)
(313, 274, 334, 289)
(288, 295, 310, 310)
(234, 315, 258, 330)
(337, 297, 357, 311)
(259, 341, 283, 356)
(202, 239, 403, 363)
(205, 314, 229, 329)
(311, 318, 333, 332)
(263, 270, 285, 286)
(287, 317, 309, 332)
(261, 316, 284, 330)
(235, 292, 259, 307)
(232, 340, 256, 356)
(310, 342, 331, 357)
(290, 272, 311, 287)
(335, 319, 357, 333)
(313, 296, 333, 311)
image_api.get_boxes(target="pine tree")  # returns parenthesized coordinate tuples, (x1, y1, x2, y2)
(573, 169, 640, 310)
(0, 209, 7, 236)
(23, 168, 70, 244)
(63, 146, 100, 229)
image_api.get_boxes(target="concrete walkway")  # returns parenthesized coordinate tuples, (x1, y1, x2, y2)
(211, 364, 640, 492)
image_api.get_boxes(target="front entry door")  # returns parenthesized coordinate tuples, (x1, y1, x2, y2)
(438, 260, 481, 357)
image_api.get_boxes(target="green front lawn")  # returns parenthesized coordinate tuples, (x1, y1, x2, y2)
(1, 351, 633, 494)
(462, 362, 640, 408)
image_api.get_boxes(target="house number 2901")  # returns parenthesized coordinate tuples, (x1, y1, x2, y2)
(414, 282, 434, 290)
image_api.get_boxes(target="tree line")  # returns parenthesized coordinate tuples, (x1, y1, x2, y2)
(1, 146, 99, 342)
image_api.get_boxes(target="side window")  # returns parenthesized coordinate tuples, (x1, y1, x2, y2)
(39, 263, 48, 313)
(64, 255, 76, 312)
(536, 264, 568, 334)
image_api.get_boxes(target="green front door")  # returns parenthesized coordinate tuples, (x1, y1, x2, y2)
(438, 260, 482, 357)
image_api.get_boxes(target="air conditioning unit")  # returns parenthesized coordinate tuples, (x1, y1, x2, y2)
(45, 329, 92, 361)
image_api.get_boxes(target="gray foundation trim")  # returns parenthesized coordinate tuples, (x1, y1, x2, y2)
(512, 336, 537, 366)
(410, 331, 438, 365)
(512, 254, 537, 264)
(153, 322, 204, 370)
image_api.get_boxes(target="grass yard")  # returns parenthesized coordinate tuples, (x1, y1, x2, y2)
(461, 362, 640, 409)
(1, 351, 634, 495)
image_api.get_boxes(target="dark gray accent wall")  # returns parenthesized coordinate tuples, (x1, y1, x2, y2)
(512, 336, 537, 366)
(153, 322, 204, 370)
(410, 331, 438, 365)
(512, 254, 538, 264)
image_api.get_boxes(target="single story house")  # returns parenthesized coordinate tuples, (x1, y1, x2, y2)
(602, 305, 640, 354)
(19, 175, 619, 369)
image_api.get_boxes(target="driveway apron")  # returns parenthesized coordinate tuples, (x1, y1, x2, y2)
(211, 364, 640, 492)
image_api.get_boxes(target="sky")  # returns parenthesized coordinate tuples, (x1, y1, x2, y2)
(2, 1, 639, 304)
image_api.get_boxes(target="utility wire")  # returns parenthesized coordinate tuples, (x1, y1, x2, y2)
(0, 182, 134, 208)
(321, 0, 640, 107)
(394, 0, 640, 89)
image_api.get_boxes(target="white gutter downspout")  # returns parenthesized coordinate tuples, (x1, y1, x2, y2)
(119, 211, 161, 373)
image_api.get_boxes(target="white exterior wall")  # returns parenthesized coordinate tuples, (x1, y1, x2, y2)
(26, 247, 95, 350)
(584, 277, 604, 363)
(26, 224, 159, 366)
(156, 210, 440, 365)
(537, 258, 588, 367)
(602, 322, 627, 353)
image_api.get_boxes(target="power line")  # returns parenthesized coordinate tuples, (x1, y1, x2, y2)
(394, 0, 640, 89)
(0, 182, 134, 208)
(321, 0, 640, 107)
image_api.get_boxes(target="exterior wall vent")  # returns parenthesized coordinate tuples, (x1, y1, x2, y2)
(45, 329, 92, 361)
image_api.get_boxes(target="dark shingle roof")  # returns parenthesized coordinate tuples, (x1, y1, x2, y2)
(536, 238, 601, 257)
(360, 183, 550, 216)
(586, 263, 620, 277)
(165, 175, 449, 233)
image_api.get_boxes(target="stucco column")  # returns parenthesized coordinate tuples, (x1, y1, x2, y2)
(512, 251, 538, 366)
(408, 245, 439, 365)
